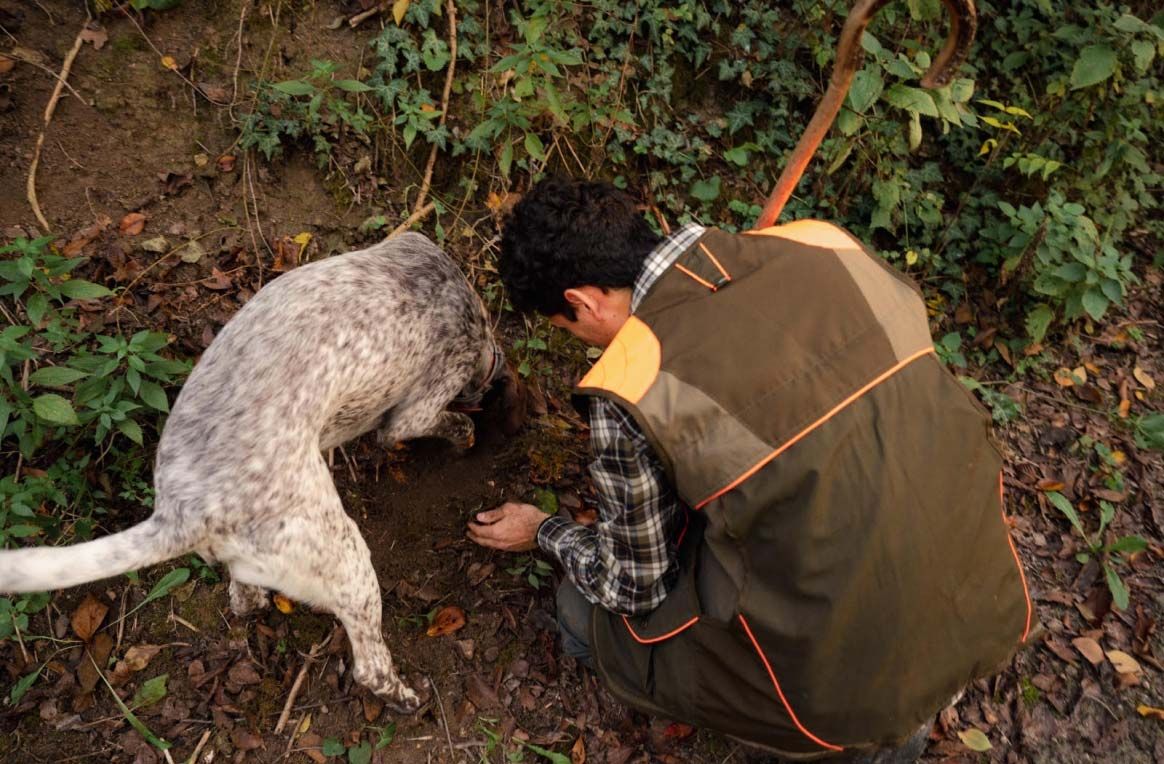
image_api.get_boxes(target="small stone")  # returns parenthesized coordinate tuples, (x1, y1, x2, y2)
(455, 639, 476, 661)
(178, 240, 206, 263)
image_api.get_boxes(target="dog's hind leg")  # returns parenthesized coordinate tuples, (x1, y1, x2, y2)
(229, 464, 423, 713)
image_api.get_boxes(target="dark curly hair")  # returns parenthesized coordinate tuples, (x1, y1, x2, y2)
(498, 176, 661, 318)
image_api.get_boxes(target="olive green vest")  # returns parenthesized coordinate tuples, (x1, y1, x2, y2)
(575, 221, 1032, 758)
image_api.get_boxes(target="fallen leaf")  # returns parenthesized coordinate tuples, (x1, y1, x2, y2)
(76, 632, 114, 694)
(465, 673, 500, 710)
(663, 722, 695, 740)
(160, 55, 178, 71)
(140, 236, 169, 254)
(0, 55, 14, 74)
(71, 594, 108, 642)
(1106, 650, 1142, 675)
(197, 82, 230, 103)
(61, 217, 112, 256)
(227, 661, 262, 686)
(393, 0, 411, 26)
(467, 561, 495, 586)
(957, 728, 992, 752)
(131, 673, 168, 708)
(1053, 367, 1076, 387)
(1072, 636, 1105, 665)
(426, 605, 467, 637)
(217, 154, 236, 172)
(80, 26, 108, 50)
(273, 594, 294, 614)
(299, 733, 327, 764)
(1119, 399, 1131, 418)
(1072, 366, 1088, 384)
(1036, 478, 1065, 492)
(204, 267, 233, 290)
(120, 644, 162, 673)
(178, 240, 205, 263)
(571, 736, 586, 764)
(1137, 705, 1164, 721)
(1134, 367, 1155, 390)
(119, 210, 146, 234)
(230, 728, 264, 751)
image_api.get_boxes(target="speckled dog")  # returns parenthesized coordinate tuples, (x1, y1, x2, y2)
(0, 232, 509, 712)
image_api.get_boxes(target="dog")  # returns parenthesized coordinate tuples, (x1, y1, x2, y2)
(0, 232, 517, 713)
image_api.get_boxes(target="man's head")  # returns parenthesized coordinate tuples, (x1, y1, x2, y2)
(498, 176, 661, 347)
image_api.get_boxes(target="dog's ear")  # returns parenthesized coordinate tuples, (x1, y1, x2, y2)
(499, 361, 530, 435)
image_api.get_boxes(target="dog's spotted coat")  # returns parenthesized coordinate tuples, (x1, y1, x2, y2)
(0, 233, 503, 711)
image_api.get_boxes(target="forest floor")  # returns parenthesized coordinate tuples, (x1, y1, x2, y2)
(1, 3, 1162, 763)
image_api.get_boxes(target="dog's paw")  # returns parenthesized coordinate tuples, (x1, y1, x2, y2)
(380, 676, 431, 715)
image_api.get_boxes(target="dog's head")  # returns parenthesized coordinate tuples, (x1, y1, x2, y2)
(451, 341, 529, 435)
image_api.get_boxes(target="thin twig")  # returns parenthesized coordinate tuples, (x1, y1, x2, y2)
(388, 202, 436, 238)
(185, 728, 212, 764)
(27, 22, 87, 231)
(426, 674, 456, 763)
(413, 0, 457, 215)
(6, 50, 88, 103)
(349, 2, 388, 28)
(274, 637, 330, 734)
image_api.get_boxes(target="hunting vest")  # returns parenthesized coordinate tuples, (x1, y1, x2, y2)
(575, 221, 1032, 758)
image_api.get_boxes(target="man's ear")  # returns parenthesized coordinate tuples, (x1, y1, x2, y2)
(562, 287, 600, 319)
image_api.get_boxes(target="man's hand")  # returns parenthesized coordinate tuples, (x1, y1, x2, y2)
(466, 502, 547, 552)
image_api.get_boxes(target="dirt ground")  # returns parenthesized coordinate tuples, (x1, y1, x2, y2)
(1, 2, 1163, 764)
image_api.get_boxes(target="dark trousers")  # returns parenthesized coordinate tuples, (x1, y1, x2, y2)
(553, 579, 932, 763)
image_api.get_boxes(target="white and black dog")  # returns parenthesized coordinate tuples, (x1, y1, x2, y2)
(0, 232, 519, 713)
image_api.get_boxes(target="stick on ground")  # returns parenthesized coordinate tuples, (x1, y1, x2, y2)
(27, 22, 87, 232)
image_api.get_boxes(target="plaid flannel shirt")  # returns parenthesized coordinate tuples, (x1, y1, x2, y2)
(536, 223, 706, 615)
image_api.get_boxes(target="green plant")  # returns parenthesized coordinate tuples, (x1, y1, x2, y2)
(239, 59, 374, 165)
(506, 553, 553, 591)
(1132, 413, 1164, 451)
(1046, 491, 1146, 609)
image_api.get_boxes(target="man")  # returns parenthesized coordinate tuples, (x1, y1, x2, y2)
(468, 176, 1031, 761)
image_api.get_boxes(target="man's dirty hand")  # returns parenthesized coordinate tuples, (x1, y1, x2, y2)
(466, 502, 547, 552)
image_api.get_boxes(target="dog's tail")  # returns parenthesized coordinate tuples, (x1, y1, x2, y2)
(0, 516, 188, 593)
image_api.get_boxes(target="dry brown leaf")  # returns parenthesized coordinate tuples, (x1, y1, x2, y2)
(1106, 650, 1142, 675)
(119, 212, 146, 236)
(273, 594, 294, 614)
(663, 722, 695, 740)
(1118, 398, 1131, 418)
(1072, 636, 1104, 665)
(1053, 367, 1076, 387)
(0, 55, 15, 74)
(160, 55, 178, 71)
(80, 26, 108, 50)
(426, 605, 467, 637)
(1133, 367, 1155, 390)
(571, 736, 586, 764)
(1137, 704, 1164, 721)
(123, 644, 162, 672)
(217, 154, 236, 172)
(70, 594, 108, 642)
(1036, 478, 1066, 492)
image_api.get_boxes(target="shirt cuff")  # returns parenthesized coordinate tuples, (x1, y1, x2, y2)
(536, 514, 574, 555)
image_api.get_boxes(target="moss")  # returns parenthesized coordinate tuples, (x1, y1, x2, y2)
(110, 34, 145, 56)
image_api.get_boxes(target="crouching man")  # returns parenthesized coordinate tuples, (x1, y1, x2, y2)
(468, 176, 1032, 761)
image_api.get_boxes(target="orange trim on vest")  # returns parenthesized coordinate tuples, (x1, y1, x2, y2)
(746, 219, 861, 250)
(1000, 473, 1033, 643)
(738, 614, 845, 753)
(673, 262, 719, 291)
(578, 315, 661, 405)
(695, 347, 936, 510)
(698, 242, 733, 283)
(622, 614, 701, 645)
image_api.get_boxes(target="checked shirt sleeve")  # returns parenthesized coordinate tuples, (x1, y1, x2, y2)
(536, 397, 685, 615)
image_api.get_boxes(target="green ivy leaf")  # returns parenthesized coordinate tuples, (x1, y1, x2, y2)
(1025, 304, 1053, 343)
(882, 85, 939, 117)
(1070, 45, 1117, 89)
(690, 176, 721, 202)
(33, 394, 80, 425)
(1080, 287, 1109, 322)
(847, 68, 884, 114)
(347, 742, 372, 764)
(322, 738, 347, 756)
